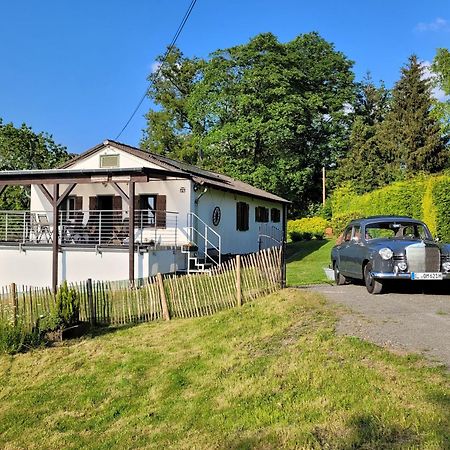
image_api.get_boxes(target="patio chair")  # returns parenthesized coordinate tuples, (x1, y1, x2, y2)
(37, 214, 52, 243)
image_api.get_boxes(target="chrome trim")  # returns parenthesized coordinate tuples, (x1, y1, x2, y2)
(371, 271, 450, 280)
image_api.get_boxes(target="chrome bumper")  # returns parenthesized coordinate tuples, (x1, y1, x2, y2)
(371, 272, 450, 280)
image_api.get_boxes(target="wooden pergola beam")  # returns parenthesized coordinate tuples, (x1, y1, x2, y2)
(128, 181, 135, 284)
(111, 182, 129, 205)
(52, 184, 59, 293)
(56, 183, 76, 207)
(36, 184, 54, 205)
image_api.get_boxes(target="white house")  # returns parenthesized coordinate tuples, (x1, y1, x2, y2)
(0, 140, 288, 289)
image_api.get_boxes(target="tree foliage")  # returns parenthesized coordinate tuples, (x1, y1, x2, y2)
(0, 119, 70, 209)
(377, 55, 448, 176)
(142, 32, 355, 214)
(336, 56, 448, 194)
(431, 48, 450, 136)
(335, 74, 391, 193)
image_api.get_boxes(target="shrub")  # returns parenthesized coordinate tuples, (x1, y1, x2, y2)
(432, 177, 450, 242)
(288, 217, 328, 241)
(55, 281, 80, 328)
(0, 317, 41, 355)
(330, 211, 361, 236)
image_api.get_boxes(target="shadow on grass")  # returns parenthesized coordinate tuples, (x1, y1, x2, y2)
(286, 239, 330, 263)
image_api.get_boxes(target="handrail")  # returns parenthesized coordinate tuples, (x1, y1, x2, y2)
(186, 212, 222, 269)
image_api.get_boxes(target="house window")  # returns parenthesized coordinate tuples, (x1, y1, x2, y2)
(100, 154, 120, 168)
(137, 195, 157, 227)
(255, 206, 269, 223)
(61, 196, 77, 220)
(236, 202, 249, 231)
(271, 208, 281, 223)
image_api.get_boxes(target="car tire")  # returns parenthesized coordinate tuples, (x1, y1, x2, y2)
(334, 262, 347, 285)
(364, 262, 383, 294)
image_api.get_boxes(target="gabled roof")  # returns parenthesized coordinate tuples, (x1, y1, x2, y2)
(61, 140, 290, 204)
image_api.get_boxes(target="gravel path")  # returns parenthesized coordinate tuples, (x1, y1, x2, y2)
(307, 282, 450, 368)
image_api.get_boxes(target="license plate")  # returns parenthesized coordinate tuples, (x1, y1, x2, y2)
(411, 272, 443, 280)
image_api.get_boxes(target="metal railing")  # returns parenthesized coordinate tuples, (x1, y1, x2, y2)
(0, 210, 182, 248)
(258, 224, 283, 250)
(186, 212, 222, 269)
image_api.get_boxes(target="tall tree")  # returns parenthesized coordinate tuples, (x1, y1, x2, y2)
(335, 74, 391, 193)
(377, 55, 448, 176)
(142, 33, 355, 214)
(431, 48, 450, 136)
(0, 119, 70, 209)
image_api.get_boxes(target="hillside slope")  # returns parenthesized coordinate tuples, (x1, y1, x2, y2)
(0, 289, 448, 449)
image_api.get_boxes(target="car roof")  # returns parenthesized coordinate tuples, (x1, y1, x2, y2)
(348, 216, 426, 226)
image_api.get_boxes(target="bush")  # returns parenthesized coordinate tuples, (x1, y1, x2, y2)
(288, 217, 328, 241)
(53, 281, 80, 329)
(330, 211, 361, 236)
(0, 318, 41, 355)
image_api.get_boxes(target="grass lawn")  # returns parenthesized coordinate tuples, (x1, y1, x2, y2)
(0, 289, 448, 449)
(286, 239, 335, 286)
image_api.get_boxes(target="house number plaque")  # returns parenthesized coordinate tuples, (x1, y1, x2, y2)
(212, 206, 221, 226)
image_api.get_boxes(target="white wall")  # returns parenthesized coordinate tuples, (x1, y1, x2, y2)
(0, 247, 186, 287)
(193, 186, 284, 254)
(67, 145, 163, 170)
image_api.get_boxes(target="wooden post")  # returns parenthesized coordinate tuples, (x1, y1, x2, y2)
(236, 255, 242, 307)
(128, 181, 135, 284)
(156, 273, 170, 321)
(11, 283, 18, 326)
(87, 278, 95, 327)
(52, 184, 59, 293)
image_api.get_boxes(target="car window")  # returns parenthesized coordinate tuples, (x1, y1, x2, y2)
(353, 225, 361, 241)
(343, 227, 352, 242)
(365, 221, 431, 240)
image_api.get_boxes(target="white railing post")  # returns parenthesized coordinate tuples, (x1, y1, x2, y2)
(204, 225, 208, 261)
(22, 212, 26, 243)
(98, 211, 102, 245)
(5, 213, 8, 241)
(175, 215, 178, 247)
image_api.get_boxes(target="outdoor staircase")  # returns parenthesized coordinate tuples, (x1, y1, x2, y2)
(182, 212, 221, 274)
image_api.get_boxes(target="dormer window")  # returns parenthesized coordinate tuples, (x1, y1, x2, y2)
(100, 154, 120, 168)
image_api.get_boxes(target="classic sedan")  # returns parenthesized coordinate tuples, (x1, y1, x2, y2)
(331, 216, 450, 294)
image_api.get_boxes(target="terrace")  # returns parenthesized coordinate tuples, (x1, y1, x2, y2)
(0, 209, 181, 249)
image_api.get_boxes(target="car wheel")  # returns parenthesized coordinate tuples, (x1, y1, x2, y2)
(364, 262, 383, 294)
(334, 262, 347, 285)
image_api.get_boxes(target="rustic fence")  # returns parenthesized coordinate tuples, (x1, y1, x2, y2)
(0, 247, 282, 330)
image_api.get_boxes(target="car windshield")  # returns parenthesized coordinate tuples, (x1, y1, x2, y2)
(365, 221, 431, 241)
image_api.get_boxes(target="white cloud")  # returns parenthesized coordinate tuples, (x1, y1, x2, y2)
(416, 17, 450, 32)
(421, 60, 448, 102)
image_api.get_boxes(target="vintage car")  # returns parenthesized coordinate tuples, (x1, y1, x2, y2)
(331, 216, 450, 294)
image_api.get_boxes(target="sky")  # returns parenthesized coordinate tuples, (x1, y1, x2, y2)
(1, 0, 449, 154)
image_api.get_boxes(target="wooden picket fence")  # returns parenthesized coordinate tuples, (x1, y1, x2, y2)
(0, 247, 283, 330)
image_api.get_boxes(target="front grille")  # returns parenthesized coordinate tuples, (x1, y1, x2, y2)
(405, 244, 440, 272)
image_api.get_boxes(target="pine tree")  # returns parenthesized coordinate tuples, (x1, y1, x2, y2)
(335, 75, 391, 193)
(377, 55, 448, 176)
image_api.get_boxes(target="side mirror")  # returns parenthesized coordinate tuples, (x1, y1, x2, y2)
(351, 236, 360, 243)
(435, 237, 440, 242)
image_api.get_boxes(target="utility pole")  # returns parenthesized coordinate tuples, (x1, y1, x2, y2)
(322, 166, 326, 206)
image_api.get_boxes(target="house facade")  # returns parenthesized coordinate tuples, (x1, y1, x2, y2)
(0, 140, 288, 289)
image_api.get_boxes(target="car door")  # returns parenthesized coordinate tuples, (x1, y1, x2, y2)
(336, 226, 354, 276)
(347, 224, 366, 278)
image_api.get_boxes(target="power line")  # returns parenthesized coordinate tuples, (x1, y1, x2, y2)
(115, 0, 198, 140)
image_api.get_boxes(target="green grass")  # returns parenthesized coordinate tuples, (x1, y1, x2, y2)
(0, 289, 448, 449)
(286, 239, 335, 286)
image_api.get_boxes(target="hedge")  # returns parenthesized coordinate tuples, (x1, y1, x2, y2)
(287, 217, 328, 241)
(330, 175, 450, 241)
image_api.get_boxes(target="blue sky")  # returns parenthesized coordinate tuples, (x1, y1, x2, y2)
(1, 0, 449, 153)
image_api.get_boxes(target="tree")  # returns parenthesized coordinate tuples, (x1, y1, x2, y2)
(377, 55, 448, 176)
(431, 48, 450, 136)
(0, 119, 70, 209)
(142, 33, 355, 214)
(335, 75, 392, 193)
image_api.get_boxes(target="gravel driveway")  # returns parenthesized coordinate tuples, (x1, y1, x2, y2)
(308, 282, 450, 368)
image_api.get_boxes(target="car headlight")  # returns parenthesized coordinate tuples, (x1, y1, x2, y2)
(397, 262, 407, 271)
(379, 248, 393, 260)
(442, 262, 450, 272)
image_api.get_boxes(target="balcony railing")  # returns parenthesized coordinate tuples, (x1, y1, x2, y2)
(0, 210, 184, 248)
